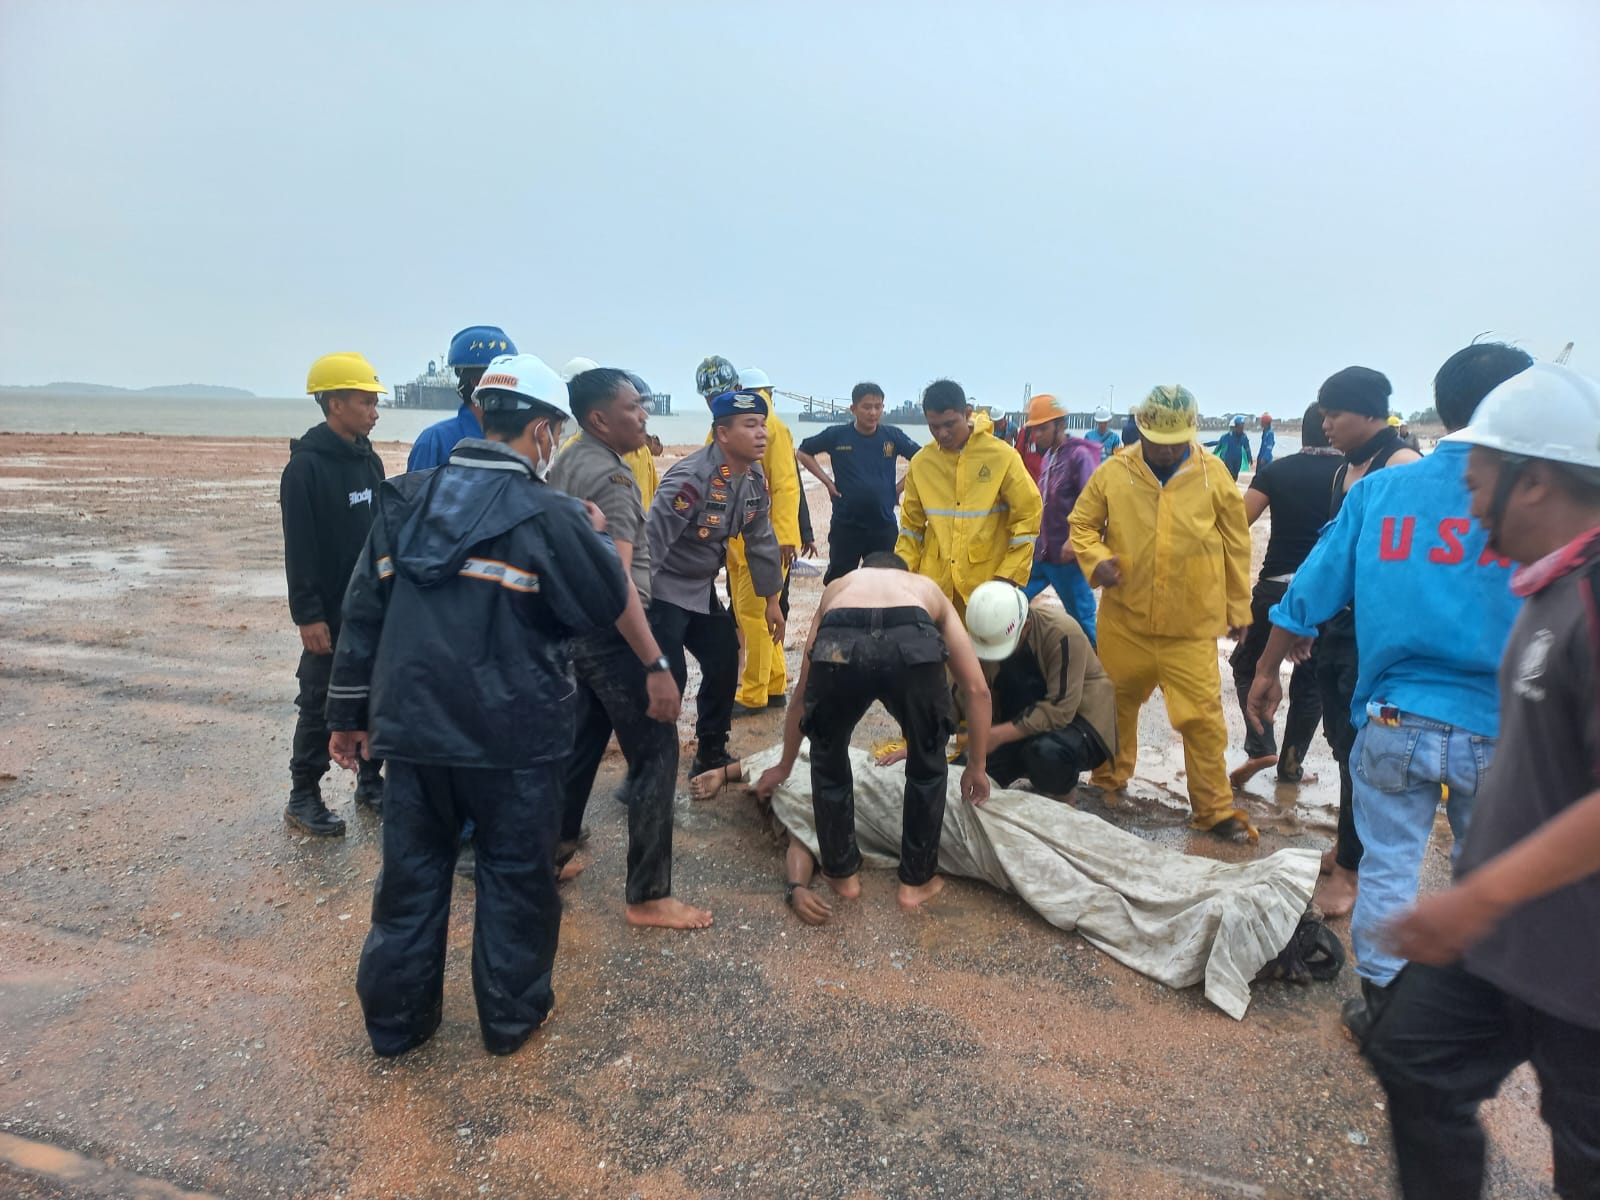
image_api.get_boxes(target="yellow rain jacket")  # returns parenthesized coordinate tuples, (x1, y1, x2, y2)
(895, 413, 1042, 603)
(1068, 441, 1251, 637)
(560, 432, 660, 505)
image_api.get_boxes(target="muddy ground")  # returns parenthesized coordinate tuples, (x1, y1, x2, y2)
(0, 434, 1554, 1199)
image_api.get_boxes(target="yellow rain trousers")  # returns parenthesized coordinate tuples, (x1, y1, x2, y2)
(706, 412, 802, 707)
(559, 432, 660, 505)
(1068, 443, 1255, 836)
(894, 414, 1042, 608)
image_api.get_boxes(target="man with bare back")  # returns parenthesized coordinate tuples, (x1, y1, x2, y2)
(751, 552, 993, 914)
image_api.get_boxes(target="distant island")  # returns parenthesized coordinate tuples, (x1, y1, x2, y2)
(1, 382, 256, 400)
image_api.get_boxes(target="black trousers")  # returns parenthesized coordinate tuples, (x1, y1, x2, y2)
(1364, 962, 1600, 1199)
(293, 647, 382, 790)
(648, 594, 739, 765)
(356, 759, 561, 1057)
(802, 609, 952, 886)
(561, 628, 678, 905)
(1230, 578, 1322, 774)
(985, 719, 1106, 795)
(1315, 630, 1363, 871)
(823, 519, 898, 585)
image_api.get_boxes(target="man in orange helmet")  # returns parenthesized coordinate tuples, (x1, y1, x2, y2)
(1020, 393, 1102, 642)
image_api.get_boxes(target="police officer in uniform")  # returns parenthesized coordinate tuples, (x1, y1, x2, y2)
(327, 353, 632, 1058)
(646, 389, 785, 777)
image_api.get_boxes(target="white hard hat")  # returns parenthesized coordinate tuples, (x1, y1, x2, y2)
(965, 582, 1030, 661)
(738, 366, 772, 390)
(1093, 407, 1113, 422)
(473, 354, 571, 420)
(1443, 362, 1600, 470)
(560, 356, 600, 382)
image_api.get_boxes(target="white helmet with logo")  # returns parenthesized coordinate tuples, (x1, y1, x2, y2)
(1093, 407, 1113, 423)
(964, 581, 1031, 661)
(739, 366, 772, 391)
(472, 354, 571, 420)
(1444, 362, 1600, 469)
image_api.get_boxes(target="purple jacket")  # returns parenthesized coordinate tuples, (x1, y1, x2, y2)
(1036, 436, 1101, 562)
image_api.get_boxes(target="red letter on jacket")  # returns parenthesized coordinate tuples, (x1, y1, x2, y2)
(1379, 516, 1415, 561)
(1429, 518, 1471, 565)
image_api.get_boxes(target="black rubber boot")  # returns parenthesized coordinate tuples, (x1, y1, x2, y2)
(1340, 977, 1392, 1045)
(285, 783, 346, 838)
(690, 739, 735, 778)
(354, 761, 385, 814)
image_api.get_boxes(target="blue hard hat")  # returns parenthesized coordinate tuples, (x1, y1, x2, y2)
(710, 390, 769, 420)
(447, 326, 517, 369)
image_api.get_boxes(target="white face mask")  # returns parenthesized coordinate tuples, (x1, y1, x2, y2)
(531, 419, 561, 481)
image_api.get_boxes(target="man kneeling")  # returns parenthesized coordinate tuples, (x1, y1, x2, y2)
(958, 581, 1117, 795)
(754, 552, 991, 912)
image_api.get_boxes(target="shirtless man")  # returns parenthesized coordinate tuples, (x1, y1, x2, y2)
(750, 552, 992, 914)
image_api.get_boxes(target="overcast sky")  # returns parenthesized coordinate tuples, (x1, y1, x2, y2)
(2, 1, 1595, 416)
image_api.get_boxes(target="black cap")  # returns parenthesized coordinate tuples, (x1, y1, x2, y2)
(1317, 366, 1391, 420)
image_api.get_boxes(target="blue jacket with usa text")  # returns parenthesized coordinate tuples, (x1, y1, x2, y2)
(1268, 441, 1520, 736)
(326, 439, 630, 768)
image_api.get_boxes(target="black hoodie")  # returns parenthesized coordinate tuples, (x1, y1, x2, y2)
(325, 440, 631, 768)
(279, 423, 386, 631)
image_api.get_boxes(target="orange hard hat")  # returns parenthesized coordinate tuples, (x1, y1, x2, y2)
(1025, 393, 1069, 427)
(1260, 412, 1272, 422)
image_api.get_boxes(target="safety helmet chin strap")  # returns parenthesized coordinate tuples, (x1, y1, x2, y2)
(1484, 452, 1530, 558)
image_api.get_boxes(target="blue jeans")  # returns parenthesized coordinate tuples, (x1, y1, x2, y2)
(1351, 703, 1495, 987)
(1025, 559, 1097, 644)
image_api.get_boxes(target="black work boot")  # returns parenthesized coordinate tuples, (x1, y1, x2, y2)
(354, 761, 385, 814)
(1340, 977, 1392, 1045)
(285, 782, 346, 838)
(690, 739, 735, 779)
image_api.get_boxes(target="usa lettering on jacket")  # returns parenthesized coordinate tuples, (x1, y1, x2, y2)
(1378, 516, 1512, 568)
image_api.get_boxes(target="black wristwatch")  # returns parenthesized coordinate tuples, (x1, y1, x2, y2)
(644, 656, 671, 674)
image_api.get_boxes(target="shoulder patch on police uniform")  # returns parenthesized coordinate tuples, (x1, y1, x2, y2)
(670, 482, 700, 514)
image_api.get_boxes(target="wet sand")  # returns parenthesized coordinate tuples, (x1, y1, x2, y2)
(0, 433, 1552, 1198)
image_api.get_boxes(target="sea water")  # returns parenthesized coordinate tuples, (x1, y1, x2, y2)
(0, 393, 1302, 457)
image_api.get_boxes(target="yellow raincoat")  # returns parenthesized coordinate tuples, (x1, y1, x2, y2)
(894, 413, 1042, 607)
(560, 432, 660, 505)
(706, 412, 802, 707)
(1068, 442, 1254, 836)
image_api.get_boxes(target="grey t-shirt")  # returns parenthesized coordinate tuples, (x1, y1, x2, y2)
(547, 434, 651, 604)
(1458, 551, 1600, 1030)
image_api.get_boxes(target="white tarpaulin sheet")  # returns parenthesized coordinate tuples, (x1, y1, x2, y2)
(749, 745, 1321, 1020)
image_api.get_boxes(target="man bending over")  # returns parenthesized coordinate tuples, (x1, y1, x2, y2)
(752, 552, 992, 912)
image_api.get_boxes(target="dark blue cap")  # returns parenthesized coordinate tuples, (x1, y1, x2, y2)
(710, 390, 769, 420)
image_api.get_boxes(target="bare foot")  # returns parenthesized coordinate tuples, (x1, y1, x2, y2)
(558, 856, 587, 883)
(1280, 770, 1320, 786)
(1315, 865, 1358, 918)
(626, 897, 714, 930)
(1229, 755, 1278, 789)
(898, 875, 946, 912)
(689, 762, 739, 801)
(1319, 846, 1337, 876)
(824, 873, 861, 900)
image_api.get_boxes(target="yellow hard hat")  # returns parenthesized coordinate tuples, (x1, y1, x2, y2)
(1024, 393, 1069, 427)
(1387, 414, 1403, 427)
(1132, 385, 1199, 445)
(306, 352, 386, 396)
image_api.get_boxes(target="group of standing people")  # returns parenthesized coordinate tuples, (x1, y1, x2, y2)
(277, 325, 1600, 1197)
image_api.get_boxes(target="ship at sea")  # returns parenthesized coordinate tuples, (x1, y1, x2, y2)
(389, 356, 673, 415)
